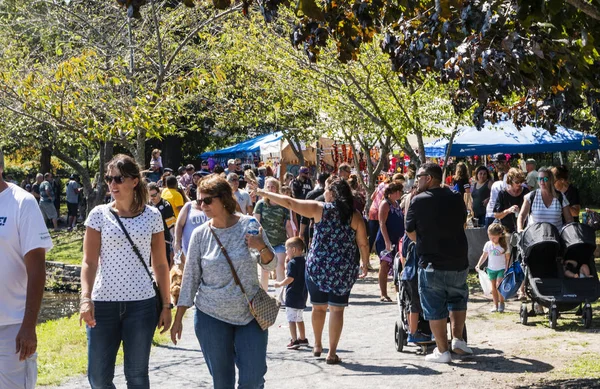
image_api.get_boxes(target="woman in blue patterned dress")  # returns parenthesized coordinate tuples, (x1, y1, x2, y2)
(253, 176, 369, 365)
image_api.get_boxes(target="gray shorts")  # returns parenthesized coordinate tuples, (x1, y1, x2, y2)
(39, 201, 57, 221)
(0, 324, 37, 389)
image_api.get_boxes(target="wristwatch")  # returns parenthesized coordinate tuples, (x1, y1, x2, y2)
(259, 246, 270, 254)
(163, 303, 174, 309)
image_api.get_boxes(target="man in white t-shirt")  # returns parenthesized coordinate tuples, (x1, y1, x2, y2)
(227, 173, 252, 214)
(0, 149, 53, 389)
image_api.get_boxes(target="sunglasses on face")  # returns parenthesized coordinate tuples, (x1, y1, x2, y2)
(150, 193, 159, 198)
(416, 173, 430, 178)
(537, 176, 549, 182)
(105, 175, 126, 184)
(196, 195, 220, 205)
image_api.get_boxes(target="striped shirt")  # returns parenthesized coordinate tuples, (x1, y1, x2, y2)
(526, 189, 569, 230)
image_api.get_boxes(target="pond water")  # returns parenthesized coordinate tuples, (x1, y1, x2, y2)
(39, 291, 80, 323)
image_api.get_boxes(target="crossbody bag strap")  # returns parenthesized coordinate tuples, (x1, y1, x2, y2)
(110, 208, 154, 283)
(208, 225, 247, 295)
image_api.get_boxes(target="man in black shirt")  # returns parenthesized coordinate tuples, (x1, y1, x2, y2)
(291, 166, 313, 200)
(148, 183, 176, 267)
(299, 172, 329, 244)
(291, 166, 313, 239)
(405, 163, 471, 363)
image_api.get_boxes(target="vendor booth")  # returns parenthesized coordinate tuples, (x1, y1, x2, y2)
(424, 121, 599, 158)
(199, 132, 283, 168)
(423, 121, 599, 268)
(260, 137, 338, 177)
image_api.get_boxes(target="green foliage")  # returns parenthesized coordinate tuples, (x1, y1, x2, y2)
(245, 0, 600, 133)
(569, 166, 600, 206)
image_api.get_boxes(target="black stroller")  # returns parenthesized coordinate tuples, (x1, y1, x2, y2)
(392, 244, 466, 354)
(393, 250, 434, 354)
(518, 222, 600, 329)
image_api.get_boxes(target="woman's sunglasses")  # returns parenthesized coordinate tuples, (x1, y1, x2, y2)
(196, 195, 220, 205)
(537, 176, 549, 182)
(105, 175, 126, 184)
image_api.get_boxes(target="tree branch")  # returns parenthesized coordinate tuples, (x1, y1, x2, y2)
(566, 0, 600, 20)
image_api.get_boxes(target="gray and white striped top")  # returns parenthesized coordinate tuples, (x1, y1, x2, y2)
(526, 189, 569, 230)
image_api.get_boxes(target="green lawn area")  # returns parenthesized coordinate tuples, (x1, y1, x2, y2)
(46, 229, 84, 266)
(37, 312, 173, 386)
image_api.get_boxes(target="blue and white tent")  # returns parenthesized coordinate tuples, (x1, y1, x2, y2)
(200, 132, 283, 159)
(424, 121, 599, 158)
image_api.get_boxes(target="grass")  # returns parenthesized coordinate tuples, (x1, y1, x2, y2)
(46, 229, 84, 266)
(562, 353, 600, 379)
(37, 311, 174, 386)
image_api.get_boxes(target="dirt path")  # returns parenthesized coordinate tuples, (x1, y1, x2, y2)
(50, 268, 600, 388)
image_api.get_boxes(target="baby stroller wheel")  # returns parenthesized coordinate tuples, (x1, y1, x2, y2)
(549, 307, 558, 329)
(519, 304, 528, 325)
(583, 307, 592, 329)
(395, 321, 405, 352)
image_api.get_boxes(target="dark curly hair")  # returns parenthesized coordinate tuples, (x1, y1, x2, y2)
(325, 176, 354, 225)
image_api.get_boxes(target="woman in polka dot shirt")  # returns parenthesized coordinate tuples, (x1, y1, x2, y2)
(79, 154, 172, 389)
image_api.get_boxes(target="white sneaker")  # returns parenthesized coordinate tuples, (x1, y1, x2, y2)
(425, 347, 452, 363)
(451, 338, 473, 355)
(498, 303, 505, 313)
(490, 307, 498, 313)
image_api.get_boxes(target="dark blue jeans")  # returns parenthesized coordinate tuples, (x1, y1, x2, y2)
(194, 309, 268, 389)
(87, 297, 158, 389)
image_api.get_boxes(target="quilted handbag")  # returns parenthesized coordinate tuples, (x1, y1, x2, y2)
(209, 226, 280, 330)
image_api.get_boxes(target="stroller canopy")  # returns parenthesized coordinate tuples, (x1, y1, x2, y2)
(561, 223, 597, 260)
(520, 222, 561, 259)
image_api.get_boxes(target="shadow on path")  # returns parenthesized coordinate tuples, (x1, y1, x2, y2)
(339, 361, 441, 376)
(452, 347, 554, 374)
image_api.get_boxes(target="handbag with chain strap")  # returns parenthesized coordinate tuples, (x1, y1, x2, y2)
(208, 225, 279, 330)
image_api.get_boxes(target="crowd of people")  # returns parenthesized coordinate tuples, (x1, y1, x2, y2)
(0, 145, 595, 389)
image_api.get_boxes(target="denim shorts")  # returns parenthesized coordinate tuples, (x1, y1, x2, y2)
(418, 265, 469, 321)
(273, 244, 286, 254)
(306, 276, 350, 307)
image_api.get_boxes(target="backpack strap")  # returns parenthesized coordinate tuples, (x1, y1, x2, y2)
(529, 189, 564, 216)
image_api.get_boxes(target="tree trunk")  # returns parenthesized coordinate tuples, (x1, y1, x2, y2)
(442, 123, 460, 182)
(286, 134, 305, 167)
(40, 147, 52, 174)
(163, 135, 182, 169)
(135, 128, 146, 167)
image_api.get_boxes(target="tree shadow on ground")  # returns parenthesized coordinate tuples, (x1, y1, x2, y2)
(452, 347, 554, 374)
(513, 378, 600, 389)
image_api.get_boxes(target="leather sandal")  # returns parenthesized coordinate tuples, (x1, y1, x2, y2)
(326, 355, 342, 365)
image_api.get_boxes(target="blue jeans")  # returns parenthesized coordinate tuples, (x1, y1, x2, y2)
(418, 265, 469, 321)
(87, 297, 158, 389)
(194, 309, 268, 389)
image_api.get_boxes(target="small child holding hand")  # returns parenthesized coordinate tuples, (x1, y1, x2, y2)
(274, 237, 309, 350)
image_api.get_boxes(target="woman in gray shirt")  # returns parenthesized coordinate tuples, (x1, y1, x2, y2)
(171, 176, 276, 389)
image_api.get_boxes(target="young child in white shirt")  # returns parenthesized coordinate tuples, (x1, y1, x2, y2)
(476, 223, 510, 312)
